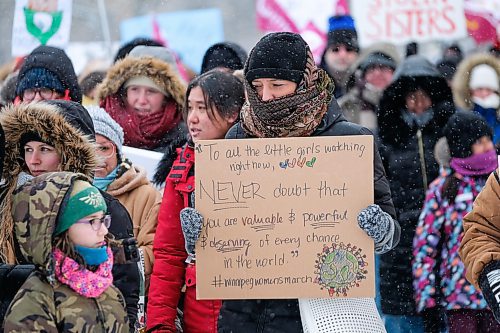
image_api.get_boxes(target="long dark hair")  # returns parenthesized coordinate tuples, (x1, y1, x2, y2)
(184, 69, 245, 122)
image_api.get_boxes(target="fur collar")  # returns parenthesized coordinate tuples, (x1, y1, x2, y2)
(452, 53, 500, 111)
(96, 56, 186, 107)
(0, 103, 97, 184)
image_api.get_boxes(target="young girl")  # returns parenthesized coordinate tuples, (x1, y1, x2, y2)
(4, 172, 129, 332)
(413, 111, 500, 333)
(147, 70, 244, 332)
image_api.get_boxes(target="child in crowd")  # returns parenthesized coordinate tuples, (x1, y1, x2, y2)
(413, 111, 500, 333)
(4, 172, 129, 332)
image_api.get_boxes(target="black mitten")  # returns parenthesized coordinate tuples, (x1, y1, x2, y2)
(479, 260, 500, 323)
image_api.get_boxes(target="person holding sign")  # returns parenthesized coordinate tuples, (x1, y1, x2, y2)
(215, 32, 399, 333)
(413, 111, 500, 332)
(147, 70, 245, 333)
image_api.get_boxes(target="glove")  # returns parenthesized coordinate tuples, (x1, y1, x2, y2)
(357, 204, 391, 243)
(479, 260, 500, 324)
(180, 207, 204, 261)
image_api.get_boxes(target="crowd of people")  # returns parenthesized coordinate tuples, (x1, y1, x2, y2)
(0, 12, 499, 333)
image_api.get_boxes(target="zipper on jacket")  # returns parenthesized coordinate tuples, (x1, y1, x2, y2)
(416, 129, 428, 191)
(93, 298, 107, 332)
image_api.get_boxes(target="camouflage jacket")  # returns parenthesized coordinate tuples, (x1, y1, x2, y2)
(3, 172, 129, 333)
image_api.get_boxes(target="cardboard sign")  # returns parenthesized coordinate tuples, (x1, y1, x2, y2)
(12, 0, 72, 56)
(351, 0, 467, 47)
(195, 136, 374, 299)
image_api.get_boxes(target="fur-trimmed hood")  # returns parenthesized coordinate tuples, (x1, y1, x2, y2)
(96, 56, 186, 107)
(452, 53, 500, 111)
(0, 101, 97, 263)
(11, 172, 86, 276)
(0, 101, 97, 184)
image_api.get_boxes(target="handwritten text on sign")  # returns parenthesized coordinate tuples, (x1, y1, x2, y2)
(196, 136, 374, 299)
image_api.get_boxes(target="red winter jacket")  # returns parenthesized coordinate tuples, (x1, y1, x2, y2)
(147, 145, 222, 333)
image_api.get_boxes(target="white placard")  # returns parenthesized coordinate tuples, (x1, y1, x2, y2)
(12, 0, 73, 56)
(351, 0, 467, 48)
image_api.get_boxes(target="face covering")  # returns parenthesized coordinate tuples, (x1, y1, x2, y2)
(74, 244, 109, 266)
(450, 149, 498, 176)
(93, 165, 120, 191)
(401, 108, 434, 129)
(473, 94, 500, 109)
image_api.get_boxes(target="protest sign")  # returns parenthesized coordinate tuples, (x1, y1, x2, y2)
(195, 136, 374, 299)
(122, 146, 163, 189)
(351, 0, 467, 47)
(120, 8, 224, 73)
(256, 0, 347, 63)
(12, 0, 72, 56)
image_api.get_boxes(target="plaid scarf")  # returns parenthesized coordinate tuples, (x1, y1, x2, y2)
(241, 51, 334, 138)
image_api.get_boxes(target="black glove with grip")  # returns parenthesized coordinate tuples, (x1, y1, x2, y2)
(479, 260, 500, 324)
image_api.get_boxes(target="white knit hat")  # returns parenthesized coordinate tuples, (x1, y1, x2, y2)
(85, 105, 124, 159)
(469, 64, 499, 91)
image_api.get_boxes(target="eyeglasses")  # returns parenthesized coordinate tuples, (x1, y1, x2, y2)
(75, 215, 111, 231)
(22, 88, 57, 101)
(95, 142, 116, 159)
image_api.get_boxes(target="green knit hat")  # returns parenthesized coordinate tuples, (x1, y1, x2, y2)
(56, 180, 107, 235)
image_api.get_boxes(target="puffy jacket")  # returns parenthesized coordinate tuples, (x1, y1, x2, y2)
(412, 169, 488, 313)
(147, 145, 222, 332)
(217, 99, 398, 333)
(4, 172, 129, 333)
(377, 55, 455, 315)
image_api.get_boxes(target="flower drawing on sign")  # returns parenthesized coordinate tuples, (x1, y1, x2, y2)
(314, 242, 368, 296)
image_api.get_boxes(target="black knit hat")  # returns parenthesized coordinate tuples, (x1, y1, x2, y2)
(16, 67, 65, 96)
(201, 42, 248, 74)
(444, 111, 493, 158)
(245, 32, 308, 85)
(16, 46, 81, 103)
(327, 15, 359, 52)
